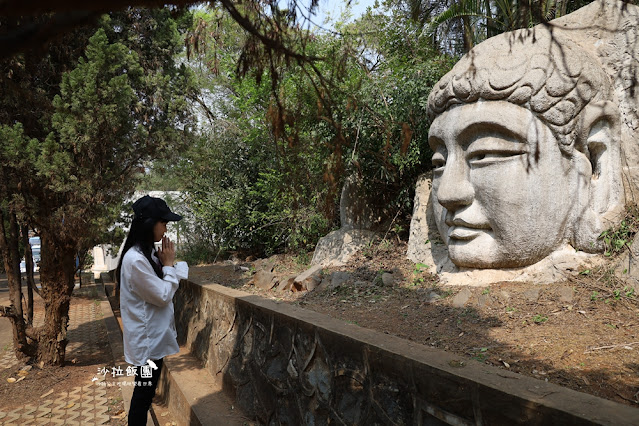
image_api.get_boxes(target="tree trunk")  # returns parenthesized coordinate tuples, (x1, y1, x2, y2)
(0, 210, 33, 359)
(558, 0, 568, 19)
(35, 231, 76, 366)
(1, 217, 77, 365)
(485, 0, 494, 38)
(462, 15, 474, 52)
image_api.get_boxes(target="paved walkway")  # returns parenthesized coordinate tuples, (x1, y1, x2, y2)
(0, 384, 110, 425)
(0, 281, 124, 425)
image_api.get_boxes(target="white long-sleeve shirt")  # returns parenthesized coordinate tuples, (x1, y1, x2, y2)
(119, 246, 188, 366)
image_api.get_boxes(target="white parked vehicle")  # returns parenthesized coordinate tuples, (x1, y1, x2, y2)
(20, 236, 40, 273)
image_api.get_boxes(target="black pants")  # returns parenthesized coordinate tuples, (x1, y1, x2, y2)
(128, 358, 163, 425)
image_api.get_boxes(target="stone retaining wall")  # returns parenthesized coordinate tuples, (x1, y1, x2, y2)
(174, 279, 639, 425)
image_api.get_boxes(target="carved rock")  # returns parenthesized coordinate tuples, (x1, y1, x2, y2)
(276, 275, 296, 292)
(294, 264, 323, 291)
(340, 175, 379, 230)
(312, 228, 377, 267)
(252, 270, 276, 290)
(411, 0, 639, 283)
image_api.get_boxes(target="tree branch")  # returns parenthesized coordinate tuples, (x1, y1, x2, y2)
(0, 11, 101, 59)
(0, 305, 18, 318)
(218, 0, 320, 64)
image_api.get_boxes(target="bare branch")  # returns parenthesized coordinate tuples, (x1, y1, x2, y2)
(584, 342, 639, 353)
(0, 305, 17, 318)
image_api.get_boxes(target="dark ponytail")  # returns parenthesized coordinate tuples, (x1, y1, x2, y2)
(116, 217, 163, 286)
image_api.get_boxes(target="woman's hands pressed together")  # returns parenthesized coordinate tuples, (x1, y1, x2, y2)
(157, 236, 176, 267)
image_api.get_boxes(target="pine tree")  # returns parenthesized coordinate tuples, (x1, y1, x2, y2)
(0, 10, 194, 365)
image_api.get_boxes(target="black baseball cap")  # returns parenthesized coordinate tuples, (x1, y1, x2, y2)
(132, 195, 182, 222)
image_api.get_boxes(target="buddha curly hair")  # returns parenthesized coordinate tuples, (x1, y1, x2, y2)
(427, 26, 613, 156)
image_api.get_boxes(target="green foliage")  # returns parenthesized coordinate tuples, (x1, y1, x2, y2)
(80, 251, 94, 270)
(294, 251, 312, 267)
(576, 205, 639, 307)
(532, 314, 548, 324)
(155, 7, 334, 256)
(37, 22, 191, 244)
(1, 9, 194, 249)
(406, 0, 607, 54)
(599, 205, 639, 257)
(177, 239, 221, 266)
(167, 5, 454, 258)
(320, 13, 454, 225)
(0, 8, 194, 363)
(361, 239, 377, 259)
(472, 347, 488, 362)
(411, 262, 430, 286)
(585, 269, 637, 304)
(413, 262, 429, 273)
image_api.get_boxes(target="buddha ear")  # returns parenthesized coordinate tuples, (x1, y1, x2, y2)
(577, 100, 623, 216)
(573, 101, 624, 251)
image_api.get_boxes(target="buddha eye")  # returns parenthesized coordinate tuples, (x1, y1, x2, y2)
(432, 152, 446, 172)
(468, 151, 524, 166)
(467, 140, 527, 167)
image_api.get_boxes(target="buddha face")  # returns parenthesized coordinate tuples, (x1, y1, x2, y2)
(429, 101, 579, 268)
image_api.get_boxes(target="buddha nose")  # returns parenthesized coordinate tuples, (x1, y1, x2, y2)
(436, 159, 474, 211)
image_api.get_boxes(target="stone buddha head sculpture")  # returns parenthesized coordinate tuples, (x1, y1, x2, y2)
(427, 27, 624, 269)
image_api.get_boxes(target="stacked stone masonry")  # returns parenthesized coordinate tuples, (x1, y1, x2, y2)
(172, 279, 639, 425)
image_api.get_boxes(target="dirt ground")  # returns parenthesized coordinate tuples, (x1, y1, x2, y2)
(190, 239, 639, 409)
